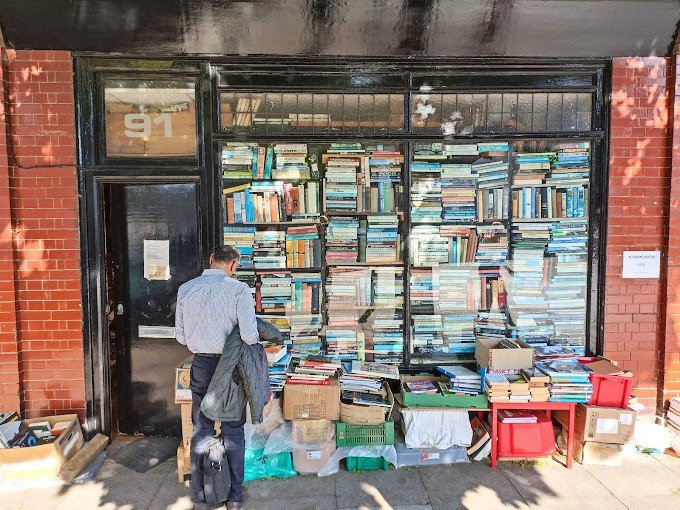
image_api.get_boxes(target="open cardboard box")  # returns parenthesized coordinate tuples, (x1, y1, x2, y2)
(0, 414, 84, 480)
(475, 338, 534, 370)
(340, 382, 395, 425)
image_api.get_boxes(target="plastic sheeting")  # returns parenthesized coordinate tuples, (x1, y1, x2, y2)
(400, 409, 473, 449)
(317, 445, 398, 477)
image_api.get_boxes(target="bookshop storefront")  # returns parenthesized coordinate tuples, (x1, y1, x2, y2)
(73, 58, 609, 435)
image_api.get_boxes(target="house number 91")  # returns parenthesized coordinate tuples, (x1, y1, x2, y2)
(124, 113, 173, 138)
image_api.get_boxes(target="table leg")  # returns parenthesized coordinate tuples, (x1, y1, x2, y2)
(566, 405, 575, 469)
(491, 405, 498, 468)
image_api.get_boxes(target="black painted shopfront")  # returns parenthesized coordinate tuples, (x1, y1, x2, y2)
(73, 57, 610, 436)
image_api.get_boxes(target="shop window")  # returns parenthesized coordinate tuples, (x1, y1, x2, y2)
(219, 92, 405, 134)
(104, 79, 197, 158)
(408, 139, 591, 364)
(410, 92, 592, 134)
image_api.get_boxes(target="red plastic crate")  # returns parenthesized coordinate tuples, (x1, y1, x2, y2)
(497, 411, 555, 457)
(587, 373, 636, 408)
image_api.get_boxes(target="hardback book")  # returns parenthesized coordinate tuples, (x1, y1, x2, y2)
(498, 410, 538, 423)
(406, 380, 438, 394)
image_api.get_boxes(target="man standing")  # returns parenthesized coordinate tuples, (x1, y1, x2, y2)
(176, 246, 258, 510)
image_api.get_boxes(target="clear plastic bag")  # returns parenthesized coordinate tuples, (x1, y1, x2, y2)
(245, 398, 284, 450)
(634, 421, 674, 452)
(317, 445, 398, 477)
(263, 421, 295, 455)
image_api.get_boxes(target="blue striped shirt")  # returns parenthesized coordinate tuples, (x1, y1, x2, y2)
(175, 269, 259, 354)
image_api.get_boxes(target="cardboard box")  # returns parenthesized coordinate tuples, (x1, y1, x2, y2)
(283, 380, 340, 420)
(340, 383, 395, 425)
(555, 404, 636, 444)
(574, 439, 625, 466)
(0, 414, 83, 480)
(292, 443, 336, 475)
(475, 338, 534, 370)
(175, 355, 193, 404)
(292, 419, 335, 444)
(180, 402, 220, 449)
(400, 375, 489, 409)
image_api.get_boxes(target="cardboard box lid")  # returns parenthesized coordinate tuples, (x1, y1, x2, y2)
(585, 358, 633, 377)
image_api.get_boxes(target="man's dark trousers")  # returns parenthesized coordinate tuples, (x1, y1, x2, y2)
(190, 354, 246, 504)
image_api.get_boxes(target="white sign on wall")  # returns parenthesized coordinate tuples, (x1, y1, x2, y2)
(621, 251, 660, 279)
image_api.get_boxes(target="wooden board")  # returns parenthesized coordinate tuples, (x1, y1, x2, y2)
(59, 433, 109, 482)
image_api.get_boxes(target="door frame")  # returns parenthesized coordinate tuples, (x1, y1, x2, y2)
(80, 173, 204, 438)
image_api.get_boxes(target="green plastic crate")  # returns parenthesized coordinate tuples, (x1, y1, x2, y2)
(336, 421, 395, 446)
(346, 456, 389, 471)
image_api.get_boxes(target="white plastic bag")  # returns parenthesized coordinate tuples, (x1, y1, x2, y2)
(400, 408, 472, 449)
(317, 445, 398, 477)
(634, 421, 674, 452)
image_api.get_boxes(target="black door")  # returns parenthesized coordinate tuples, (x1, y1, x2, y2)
(108, 182, 201, 436)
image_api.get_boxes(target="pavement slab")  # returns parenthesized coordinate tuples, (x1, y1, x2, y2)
(335, 468, 429, 509)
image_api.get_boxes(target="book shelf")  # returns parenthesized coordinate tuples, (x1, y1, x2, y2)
(220, 137, 592, 366)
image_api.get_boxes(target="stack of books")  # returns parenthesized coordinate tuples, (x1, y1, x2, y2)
(468, 417, 492, 461)
(474, 159, 510, 189)
(325, 329, 360, 360)
(339, 360, 398, 408)
(533, 345, 577, 361)
(508, 377, 531, 403)
(536, 359, 593, 402)
(412, 314, 444, 350)
(410, 159, 443, 223)
(367, 310, 404, 364)
(322, 144, 403, 213)
(515, 152, 553, 180)
(255, 272, 292, 313)
(221, 142, 263, 179)
(326, 218, 359, 262)
(285, 226, 321, 268)
(289, 315, 323, 355)
(551, 142, 590, 177)
(441, 314, 477, 354)
(410, 269, 440, 310)
(512, 185, 587, 219)
(286, 358, 340, 385)
(441, 225, 476, 264)
(409, 225, 449, 266)
(223, 226, 255, 267)
(437, 365, 482, 394)
(366, 215, 400, 262)
(667, 397, 680, 435)
(406, 380, 438, 395)
(522, 367, 551, 402)
(485, 372, 511, 402)
(498, 410, 538, 423)
(439, 266, 478, 312)
(475, 224, 508, 266)
(441, 164, 477, 222)
(371, 267, 404, 307)
(253, 230, 286, 269)
(273, 144, 314, 180)
(326, 267, 372, 308)
(475, 312, 508, 343)
(477, 187, 509, 221)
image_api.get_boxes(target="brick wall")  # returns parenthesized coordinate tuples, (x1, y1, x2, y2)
(606, 57, 673, 412)
(0, 49, 84, 419)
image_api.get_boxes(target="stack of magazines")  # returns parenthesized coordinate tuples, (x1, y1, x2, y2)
(436, 365, 482, 394)
(339, 360, 398, 407)
(536, 359, 593, 402)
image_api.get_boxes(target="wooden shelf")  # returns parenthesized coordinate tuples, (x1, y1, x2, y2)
(511, 217, 586, 223)
(324, 211, 404, 218)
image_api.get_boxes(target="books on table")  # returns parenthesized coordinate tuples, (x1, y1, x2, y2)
(406, 380, 438, 395)
(498, 410, 539, 424)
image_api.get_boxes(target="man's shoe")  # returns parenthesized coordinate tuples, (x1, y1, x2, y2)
(226, 502, 243, 510)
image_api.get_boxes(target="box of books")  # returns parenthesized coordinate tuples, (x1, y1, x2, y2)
(283, 379, 341, 420)
(400, 375, 488, 408)
(475, 338, 534, 371)
(0, 414, 83, 480)
(340, 383, 395, 425)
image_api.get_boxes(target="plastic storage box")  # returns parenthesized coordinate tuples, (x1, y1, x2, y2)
(497, 411, 555, 457)
(292, 443, 336, 475)
(336, 421, 395, 446)
(394, 438, 468, 467)
(588, 374, 635, 408)
(346, 456, 389, 471)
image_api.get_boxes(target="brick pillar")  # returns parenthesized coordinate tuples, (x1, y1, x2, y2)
(606, 57, 672, 413)
(0, 48, 21, 412)
(2, 49, 84, 418)
(662, 56, 680, 407)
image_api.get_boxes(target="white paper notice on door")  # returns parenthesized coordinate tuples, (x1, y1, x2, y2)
(143, 239, 170, 280)
(138, 325, 176, 338)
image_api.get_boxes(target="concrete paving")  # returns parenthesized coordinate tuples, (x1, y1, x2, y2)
(3, 439, 680, 510)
